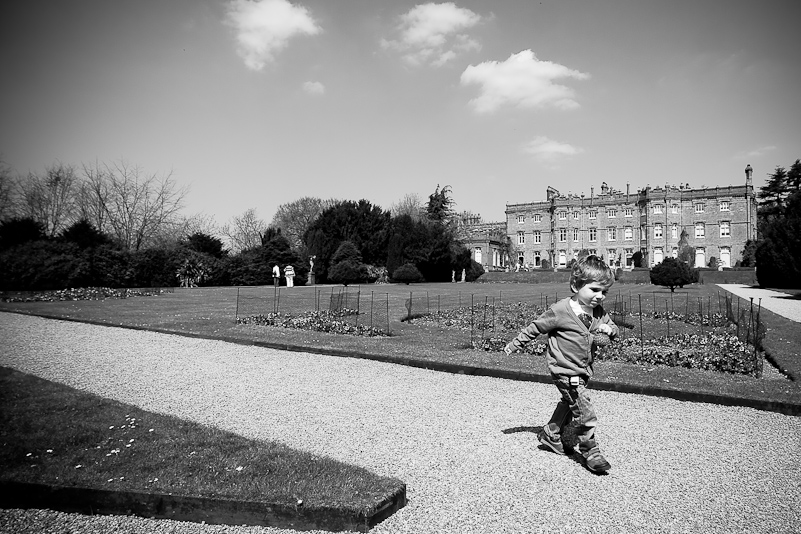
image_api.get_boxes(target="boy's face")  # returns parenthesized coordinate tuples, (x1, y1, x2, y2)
(573, 281, 610, 308)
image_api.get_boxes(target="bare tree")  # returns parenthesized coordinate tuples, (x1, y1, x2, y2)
(79, 160, 188, 250)
(270, 196, 335, 252)
(220, 208, 269, 253)
(390, 193, 424, 221)
(16, 163, 79, 237)
(0, 160, 14, 221)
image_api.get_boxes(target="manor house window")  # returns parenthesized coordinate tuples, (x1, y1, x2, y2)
(517, 215, 525, 223)
(671, 204, 679, 214)
(559, 228, 567, 242)
(534, 230, 541, 244)
(695, 203, 705, 213)
(624, 208, 633, 217)
(573, 211, 580, 220)
(720, 201, 730, 212)
(608, 227, 617, 241)
(534, 214, 542, 222)
(720, 221, 730, 238)
(589, 228, 597, 242)
(517, 231, 525, 245)
(654, 204, 663, 214)
(654, 223, 663, 239)
(589, 210, 597, 220)
(671, 223, 678, 239)
(607, 209, 617, 218)
(695, 223, 705, 238)
(573, 228, 579, 241)
(624, 227, 633, 241)
(558, 211, 567, 220)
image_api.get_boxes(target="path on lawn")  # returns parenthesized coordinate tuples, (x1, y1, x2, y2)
(717, 284, 801, 323)
(1, 312, 800, 534)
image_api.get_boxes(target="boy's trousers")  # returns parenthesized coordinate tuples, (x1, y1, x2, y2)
(544, 374, 598, 454)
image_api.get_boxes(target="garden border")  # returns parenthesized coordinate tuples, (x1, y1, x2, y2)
(0, 480, 406, 532)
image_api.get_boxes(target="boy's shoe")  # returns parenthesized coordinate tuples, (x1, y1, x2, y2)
(583, 449, 611, 473)
(537, 430, 565, 455)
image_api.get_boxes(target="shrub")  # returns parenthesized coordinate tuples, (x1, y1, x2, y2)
(328, 260, 368, 286)
(392, 263, 424, 284)
(464, 259, 484, 282)
(650, 257, 694, 292)
(541, 259, 551, 270)
(631, 250, 644, 268)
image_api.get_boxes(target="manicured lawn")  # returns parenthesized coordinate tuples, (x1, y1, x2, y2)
(0, 366, 404, 513)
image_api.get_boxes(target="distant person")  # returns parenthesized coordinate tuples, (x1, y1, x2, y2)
(284, 264, 295, 287)
(272, 263, 280, 287)
(504, 255, 619, 473)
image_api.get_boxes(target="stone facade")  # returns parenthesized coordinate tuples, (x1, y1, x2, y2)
(461, 219, 508, 271)
(503, 177, 757, 269)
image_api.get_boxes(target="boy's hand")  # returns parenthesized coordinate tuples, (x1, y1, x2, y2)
(596, 324, 613, 335)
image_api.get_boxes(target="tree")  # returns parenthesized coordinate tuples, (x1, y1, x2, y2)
(390, 193, 424, 222)
(630, 251, 644, 268)
(326, 241, 368, 286)
(676, 229, 695, 265)
(0, 217, 46, 251)
(80, 160, 188, 251)
(16, 163, 79, 237)
(219, 208, 269, 254)
(738, 239, 758, 267)
(182, 232, 227, 258)
(60, 218, 110, 249)
(756, 189, 801, 288)
(0, 160, 14, 221)
(270, 197, 334, 253)
(426, 185, 455, 222)
(303, 200, 390, 282)
(650, 257, 694, 292)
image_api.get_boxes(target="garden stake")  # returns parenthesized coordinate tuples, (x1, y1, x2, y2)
(481, 296, 488, 340)
(685, 292, 689, 317)
(666, 300, 670, 337)
(470, 294, 475, 345)
(369, 292, 374, 330)
(276, 287, 281, 316)
(755, 298, 763, 377)
(638, 294, 644, 359)
(438, 294, 441, 314)
(235, 287, 240, 322)
(427, 291, 430, 314)
(670, 291, 674, 314)
(409, 291, 413, 321)
(748, 297, 754, 347)
(386, 293, 390, 334)
(491, 296, 496, 333)
(355, 289, 360, 329)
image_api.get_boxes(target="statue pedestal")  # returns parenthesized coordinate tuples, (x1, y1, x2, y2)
(308, 273, 315, 285)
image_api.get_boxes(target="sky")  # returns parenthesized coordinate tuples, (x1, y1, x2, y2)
(2, 0, 800, 227)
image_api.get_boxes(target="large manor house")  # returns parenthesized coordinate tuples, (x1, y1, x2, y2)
(464, 165, 758, 271)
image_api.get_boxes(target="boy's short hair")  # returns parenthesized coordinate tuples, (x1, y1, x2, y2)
(570, 255, 614, 292)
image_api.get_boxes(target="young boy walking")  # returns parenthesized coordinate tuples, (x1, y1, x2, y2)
(505, 255, 619, 473)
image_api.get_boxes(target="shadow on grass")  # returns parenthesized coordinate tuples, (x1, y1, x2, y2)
(0, 367, 406, 530)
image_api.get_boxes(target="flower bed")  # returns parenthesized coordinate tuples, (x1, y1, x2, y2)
(1, 287, 166, 302)
(237, 310, 389, 337)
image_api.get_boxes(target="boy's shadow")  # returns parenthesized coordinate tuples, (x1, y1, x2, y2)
(502, 423, 605, 475)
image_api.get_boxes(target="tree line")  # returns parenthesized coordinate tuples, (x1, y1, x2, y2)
(0, 160, 482, 290)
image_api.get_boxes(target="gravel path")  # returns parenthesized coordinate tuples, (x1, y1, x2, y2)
(1, 312, 800, 534)
(717, 284, 801, 323)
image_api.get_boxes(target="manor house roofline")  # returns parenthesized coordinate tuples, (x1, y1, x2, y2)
(506, 183, 753, 212)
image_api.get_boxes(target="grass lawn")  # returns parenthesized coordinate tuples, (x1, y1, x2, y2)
(0, 366, 404, 516)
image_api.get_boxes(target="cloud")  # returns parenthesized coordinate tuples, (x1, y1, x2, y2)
(461, 50, 590, 113)
(738, 145, 777, 159)
(522, 136, 584, 168)
(302, 81, 325, 95)
(381, 3, 482, 67)
(225, 0, 320, 71)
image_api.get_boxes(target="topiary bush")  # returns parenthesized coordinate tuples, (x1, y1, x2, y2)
(392, 263, 424, 284)
(328, 241, 368, 286)
(650, 257, 694, 292)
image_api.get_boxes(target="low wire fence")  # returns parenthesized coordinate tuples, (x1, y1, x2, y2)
(234, 285, 768, 376)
